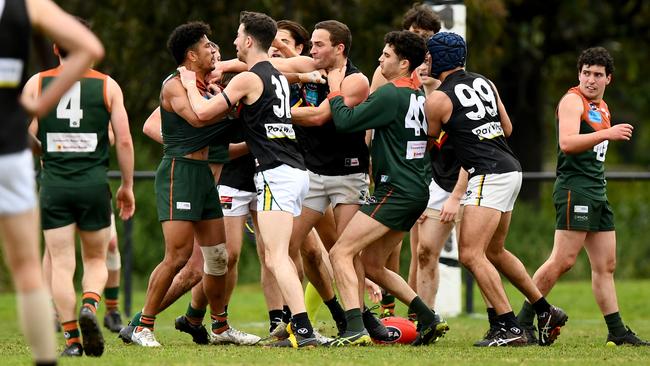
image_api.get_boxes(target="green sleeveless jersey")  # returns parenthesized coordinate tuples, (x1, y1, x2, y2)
(330, 77, 431, 198)
(37, 67, 110, 187)
(554, 86, 611, 200)
(160, 72, 235, 157)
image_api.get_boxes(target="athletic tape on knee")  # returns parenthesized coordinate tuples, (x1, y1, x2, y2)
(201, 244, 228, 276)
(106, 249, 121, 270)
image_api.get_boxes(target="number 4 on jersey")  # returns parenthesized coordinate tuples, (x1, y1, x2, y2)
(404, 94, 427, 136)
(56, 81, 84, 128)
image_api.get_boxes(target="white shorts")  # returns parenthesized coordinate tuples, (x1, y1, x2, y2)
(255, 164, 309, 217)
(0, 150, 37, 215)
(303, 171, 369, 213)
(426, 178, 451, 211)
(218, 185, 257, 217)
(463, 171, 522, 212)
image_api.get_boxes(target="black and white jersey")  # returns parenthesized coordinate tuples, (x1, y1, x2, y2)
(294, 59, 369, 176)
(439, 70, 520, 178)
(241, 61, 305, 172)
(0, 0, 31, 155)
(218, 123, 255, 192)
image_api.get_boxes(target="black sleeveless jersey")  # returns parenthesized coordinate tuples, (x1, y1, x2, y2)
(294, 59, 369, 176)
(429, 131, 461, 192)
(240, 61, 305, 172)
(0, 0, 31, 155)
(439, 70, 520, 178)
(218, 121, 256, 192)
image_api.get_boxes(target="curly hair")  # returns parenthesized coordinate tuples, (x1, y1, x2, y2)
(167, 21, 211, 66)
(402, 3, 441, 34)
(384, 31, 426, 72)
(577, 47, 614, 76)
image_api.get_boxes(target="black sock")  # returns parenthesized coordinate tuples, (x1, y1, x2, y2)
(381, 292, 395, 307)
(497, 311, 522, 335)
(291, 312, 313, 338)
(531, 297, 551, 316)
(408, 296, 435, 326)
(282, 305, 292, 324)
(269, 309, 283, 333)
(324, 296, 346, 331)
(344, 308, 364, 333)
(604, 312, 627, 337)
(487, 308, 497, 328)
(517, 301, 536, 327)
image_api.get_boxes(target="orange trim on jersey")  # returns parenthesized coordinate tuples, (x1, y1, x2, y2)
(38, 67, 110, 110)
(327, 91, 343, 100)
(566, 190, 571, 230)
(566, 87, 611, 132)
(410, 69, 422, 89)
(38, 66, 63, 78)
(103, 75, 110, 112)
(370, 188, 394, 218)
(37, 73, 43, 97)
(39, 66, 107, 80)
(391, 76, 419, 90)
(169, 158, 176, 220)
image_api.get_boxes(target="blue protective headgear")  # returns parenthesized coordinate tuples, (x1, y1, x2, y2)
(426, 32, 467, 78)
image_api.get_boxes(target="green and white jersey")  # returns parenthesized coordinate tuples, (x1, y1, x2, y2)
(329, 77, 431, 198)
(37, 67, 110, 187)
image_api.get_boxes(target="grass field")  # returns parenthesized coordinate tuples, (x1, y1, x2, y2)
(1, 280, 649, 365)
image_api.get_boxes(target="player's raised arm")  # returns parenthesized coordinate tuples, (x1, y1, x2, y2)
(23, 0, 104, 117)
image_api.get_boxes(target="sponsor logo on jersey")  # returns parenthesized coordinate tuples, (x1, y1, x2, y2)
(588, 110, 602, 123)
(406, 140, 427, 160)
(471, 122, 504, 140)
(0, 58, 23, 88)
(345, 157, 360, 167)
(380, 175, 390, 183)
(265, 123, 296, 139)
(574, 205, 589, 213)
(176, 202, 191, 210)
(46, 133, 98, 153)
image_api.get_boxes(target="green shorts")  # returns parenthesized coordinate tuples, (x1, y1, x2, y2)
(360, 185, 427, 232)
(40, 184, 112, 231)
(155, 156, 223, 222)
(554, 188, 614, 231)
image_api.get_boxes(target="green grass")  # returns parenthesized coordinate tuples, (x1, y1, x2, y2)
(1, 280, 650, 365)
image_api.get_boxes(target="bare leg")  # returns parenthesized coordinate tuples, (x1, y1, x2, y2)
(458, 206, 512, 314)
(1, 209, 57, 363)
(416, 216, 454, 307)
(44, 224, 78, 322)
(584, 231, 619, 315)
(142, 221, 194, 317)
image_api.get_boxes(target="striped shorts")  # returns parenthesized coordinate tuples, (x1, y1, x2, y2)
(463, 171, 522, 212)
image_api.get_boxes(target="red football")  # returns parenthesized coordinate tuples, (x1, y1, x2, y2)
(374, 316, 417, 344)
